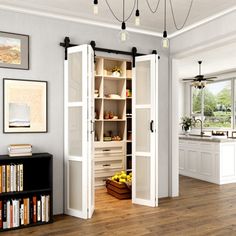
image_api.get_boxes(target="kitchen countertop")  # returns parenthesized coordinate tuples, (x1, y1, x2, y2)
(179, 134, 236, 143)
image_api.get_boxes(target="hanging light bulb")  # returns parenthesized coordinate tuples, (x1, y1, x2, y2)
(135, 0, 140, 26)
(93, 0, 98, 15)
(162, 0, 169, 49)
(135, 9, 140, 26)
(162, 30, 169, 48)
(120, 22, 128, 41)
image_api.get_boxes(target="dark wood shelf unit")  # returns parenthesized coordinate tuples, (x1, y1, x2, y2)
(0, 153, 53, 231)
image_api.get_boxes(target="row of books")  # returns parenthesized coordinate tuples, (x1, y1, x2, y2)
(0, 195, 50, 229)
(8, 144, 32, 157)
(0, 164, 23, 194)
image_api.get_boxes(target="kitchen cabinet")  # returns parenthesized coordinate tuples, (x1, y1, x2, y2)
(179, 137, 236, 184)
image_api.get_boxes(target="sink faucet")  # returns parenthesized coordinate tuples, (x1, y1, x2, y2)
(193, 117, 204, 137)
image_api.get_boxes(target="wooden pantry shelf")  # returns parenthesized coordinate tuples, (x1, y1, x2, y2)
(103, 98, 126, 100)
(103, 76, 126, 80)
(103, 119, 126, 122)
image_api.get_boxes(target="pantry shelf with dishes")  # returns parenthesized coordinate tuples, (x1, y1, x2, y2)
(94, 57, 133, 187)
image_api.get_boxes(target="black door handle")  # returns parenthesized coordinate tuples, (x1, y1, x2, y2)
(150, 120, 154, 132)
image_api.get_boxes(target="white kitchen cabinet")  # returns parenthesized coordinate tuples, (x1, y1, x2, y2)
(220, 142, 236, 184)
(179, 137, 236, 184)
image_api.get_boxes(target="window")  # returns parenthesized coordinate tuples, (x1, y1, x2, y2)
(191, 80, 232, 128)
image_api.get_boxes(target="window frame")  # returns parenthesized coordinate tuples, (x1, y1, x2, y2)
(190, 78, 235, 130)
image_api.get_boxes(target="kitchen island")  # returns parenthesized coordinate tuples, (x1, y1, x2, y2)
(179, 135, 236, 185)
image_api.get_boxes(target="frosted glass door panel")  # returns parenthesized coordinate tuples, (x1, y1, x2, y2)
(136, 156, 151, 200)
(68, 107, 82, 156)
(68, 52, 82, 102)
(136, 61, 151, 105)
(133, 54, 158, 207)
(136, 109, 150, 152)
(69, 161, 82, 211)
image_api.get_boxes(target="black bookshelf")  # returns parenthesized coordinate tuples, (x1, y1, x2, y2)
(0, 153, 53, 231)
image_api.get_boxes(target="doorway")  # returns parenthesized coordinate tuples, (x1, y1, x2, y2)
(64, 45, 159, 219)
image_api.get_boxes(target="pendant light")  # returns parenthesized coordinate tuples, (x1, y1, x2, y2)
(135, 0, 140, 26)
(120, 0, 128, 42)
(162, 0, 169, 49)
(93, 0, 98, 15)
(120, 22, 128, 41)
(93, 0, 194, 44)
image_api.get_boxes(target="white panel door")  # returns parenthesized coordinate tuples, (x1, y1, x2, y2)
(64, 45, 94, 219)
(132, 54, 158, 207)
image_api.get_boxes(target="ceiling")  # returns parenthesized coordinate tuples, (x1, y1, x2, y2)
(177, 41, 236, 79)
(0, 0, 236, 36)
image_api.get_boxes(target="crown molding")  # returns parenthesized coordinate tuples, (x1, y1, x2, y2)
(0, 4, 162, 37)
(0, 3, 236, 39)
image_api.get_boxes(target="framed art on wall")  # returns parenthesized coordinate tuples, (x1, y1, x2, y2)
(0, 31, 29, 70)
(3, 79, 48, 133)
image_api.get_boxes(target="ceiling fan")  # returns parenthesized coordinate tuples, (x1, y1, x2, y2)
(183, 61, 217, 89)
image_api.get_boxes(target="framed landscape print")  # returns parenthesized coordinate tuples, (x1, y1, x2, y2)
(3, 79, 48, 133)
(0, 31, 29, 70)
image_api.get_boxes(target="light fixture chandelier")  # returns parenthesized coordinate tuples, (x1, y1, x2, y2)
(192, 80, 206, 89)
(92, 0, 194, 48)
(182, 61, 217, 90)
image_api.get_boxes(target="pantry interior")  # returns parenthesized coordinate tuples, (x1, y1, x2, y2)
(93, 56, 133, 187)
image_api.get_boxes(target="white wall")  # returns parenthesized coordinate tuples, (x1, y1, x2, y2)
(169, 10, 236, 198)
(0, 9, 170, 214)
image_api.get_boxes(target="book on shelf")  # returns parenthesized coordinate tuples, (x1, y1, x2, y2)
(2, 166, 5, 193)
(20, 203, 24, 226)
(6, 200, 10, 229)
(33, 196, 37, 223)
(0, 195, 50, 230)
(37, 200, 41, 222)
(0, 164, 23, 193)
(2, 200, 7, 229)
(8, 144, 32, 157)
(0, 201, 2, 229)
(6, 165, 10, 193)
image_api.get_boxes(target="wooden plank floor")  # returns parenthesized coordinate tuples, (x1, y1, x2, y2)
(2, 176, 236, 236)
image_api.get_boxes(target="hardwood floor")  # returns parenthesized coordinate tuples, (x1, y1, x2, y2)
(3, 176, 236, 236)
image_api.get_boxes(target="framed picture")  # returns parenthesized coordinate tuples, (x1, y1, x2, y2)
(0, 31, 29, 70)
(3, 79, 48, 133)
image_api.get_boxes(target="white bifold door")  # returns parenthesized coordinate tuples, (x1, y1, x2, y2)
(132, 54, 158, 207)
(64, 45, 95, 219)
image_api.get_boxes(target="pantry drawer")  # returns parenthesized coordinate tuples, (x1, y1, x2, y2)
(94, 146, 124, 156)
(95, 155, 123, 162)
(95, 160, 123, 171)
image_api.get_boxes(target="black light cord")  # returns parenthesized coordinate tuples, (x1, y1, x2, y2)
(164, 0, 166, 31)
(169, 0, 194, 30)
(123, 0, 125, 22)
(105, 0, 136, 23)
(146, 0, 161, 13)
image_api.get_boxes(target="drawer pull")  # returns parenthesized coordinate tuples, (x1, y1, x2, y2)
(103, 149, 111, 152)
(103, 164, 111, 167)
